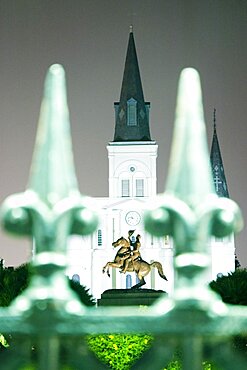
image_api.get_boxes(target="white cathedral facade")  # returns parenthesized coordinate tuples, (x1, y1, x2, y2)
(67, 30, 235, 300)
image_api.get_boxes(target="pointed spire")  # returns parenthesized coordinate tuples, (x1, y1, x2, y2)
(213, 107, 217, 133)
(210, 110, 229, 198)
(113, 30, 151, 141)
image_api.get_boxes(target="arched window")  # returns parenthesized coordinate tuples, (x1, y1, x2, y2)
(127, 98, 137, 126)
(126, 274, 132, 289)
(72, 274, 80, 283)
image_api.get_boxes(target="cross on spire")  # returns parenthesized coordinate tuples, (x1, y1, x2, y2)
(214, 174, 222, 192)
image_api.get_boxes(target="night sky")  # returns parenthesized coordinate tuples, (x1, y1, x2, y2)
(0, 1, 247, 267)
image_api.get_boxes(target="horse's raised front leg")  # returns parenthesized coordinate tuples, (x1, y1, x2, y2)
(102, 263, 111, 277)
(102, 262, 123, 277)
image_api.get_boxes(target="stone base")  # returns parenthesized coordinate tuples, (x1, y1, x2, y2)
(97, 288, 167, 306)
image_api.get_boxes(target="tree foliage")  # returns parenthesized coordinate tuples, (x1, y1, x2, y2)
(0, 264, 30, 307)
(68, 279, 95, 306)
(210, 268, 247, 305)
(0, 262, 95, 307)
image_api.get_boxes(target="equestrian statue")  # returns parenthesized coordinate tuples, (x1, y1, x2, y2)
(102, 230, 167, 289)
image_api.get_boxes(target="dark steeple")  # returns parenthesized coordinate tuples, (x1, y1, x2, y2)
(210, 109, 229, 198)
(113, 27, 151, 142)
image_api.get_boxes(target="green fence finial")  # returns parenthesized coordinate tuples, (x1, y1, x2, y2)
(0, 64, 99, 323)
(144, 68, 243, 303)
(1, 64, 98, 251)
(29, 64, 79, 206)
(166, 68, 214, 208)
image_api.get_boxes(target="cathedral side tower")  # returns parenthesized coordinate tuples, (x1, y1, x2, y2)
(210, 109, 235, 278)
(210, 109, 229, 198)
(107, 28, 158, 199)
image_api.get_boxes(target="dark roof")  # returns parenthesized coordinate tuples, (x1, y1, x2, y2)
(210, 112, 229, 198)
(113, 30, 151, 142)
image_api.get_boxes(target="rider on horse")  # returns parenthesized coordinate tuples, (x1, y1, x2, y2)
(102, 232, 167, 288)
(121, 231, 142, 274)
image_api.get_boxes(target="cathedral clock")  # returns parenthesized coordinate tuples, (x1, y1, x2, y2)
(125, 211, 141, 226)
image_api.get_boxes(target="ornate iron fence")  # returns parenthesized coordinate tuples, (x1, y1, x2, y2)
(0, 64, 246, 369)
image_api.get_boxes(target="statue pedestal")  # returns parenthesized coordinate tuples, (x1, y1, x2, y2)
(97, 288, 167, 307)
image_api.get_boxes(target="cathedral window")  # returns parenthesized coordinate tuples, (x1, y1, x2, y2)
(72, 274, 80, 283)
(136, 179, 144, 197)
(126, 274, 132, 289)
(127, 98, 137, 126)
(97, 229, 102, 246)
(121, 179, 130, 197)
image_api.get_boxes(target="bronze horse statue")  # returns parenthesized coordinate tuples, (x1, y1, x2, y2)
(102, 235, 167, 289)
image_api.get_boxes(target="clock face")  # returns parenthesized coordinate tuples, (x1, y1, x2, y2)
(125, 211, 141, 226)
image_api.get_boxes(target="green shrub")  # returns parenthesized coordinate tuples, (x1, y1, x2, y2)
(210, 268, 247, 305)
(87, 334, 153, 369)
